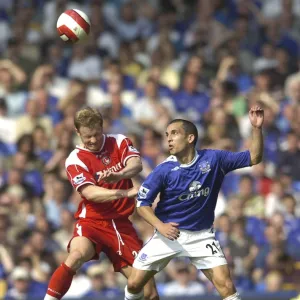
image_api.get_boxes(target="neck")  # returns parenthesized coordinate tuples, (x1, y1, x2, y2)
(176, 147, 196, 165)
(148, 96, 157, 101)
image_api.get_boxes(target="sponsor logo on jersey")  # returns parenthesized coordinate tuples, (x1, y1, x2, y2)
(178, 180, 210, 201)
(102, 156, 111, 165)
(72, 173, 86, 185)
(199, 161, 211, 174)
(95, 162, 123, 180)
(129, 145, 139, 153)
(138, 186, 150, 199)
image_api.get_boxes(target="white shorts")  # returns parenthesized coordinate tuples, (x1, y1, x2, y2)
(133, 228, 227, 272)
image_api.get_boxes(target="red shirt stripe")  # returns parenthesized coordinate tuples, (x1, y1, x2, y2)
(57, 25, 79, 42)
(65, 9, 90, 34)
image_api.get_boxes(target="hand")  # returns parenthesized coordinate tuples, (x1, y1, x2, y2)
(116, 187, 138, 199)
(0, 59, 13, 69)
(156, 222, 180, 240)
(98, 170, 124, 183)
(70, 83, 85, 96)
(220, 56, 236, 69)
(249, 106, 264, 129)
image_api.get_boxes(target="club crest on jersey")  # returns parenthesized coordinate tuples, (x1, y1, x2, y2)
(199, 161, 211, 174)
(102, 156, 111, 165)
(138, 253, 148, 262)
(73, 173, 86, 185)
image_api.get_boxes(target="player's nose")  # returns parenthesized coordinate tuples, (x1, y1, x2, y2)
(90, 137, 96, 143)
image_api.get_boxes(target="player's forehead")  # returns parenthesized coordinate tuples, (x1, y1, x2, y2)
(166, 122, 184, 134)
(79, 126, 102, 136)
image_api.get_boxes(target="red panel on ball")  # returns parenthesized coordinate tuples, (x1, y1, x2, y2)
(57, 25, 79, 42)
(64, 9, 90, 34)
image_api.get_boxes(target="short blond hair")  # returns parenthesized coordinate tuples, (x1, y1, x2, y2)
(74, 107, 103, 130)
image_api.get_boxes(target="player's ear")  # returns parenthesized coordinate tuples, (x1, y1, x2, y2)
(188, 134, 195, 145)
(75, 127, 80, 136)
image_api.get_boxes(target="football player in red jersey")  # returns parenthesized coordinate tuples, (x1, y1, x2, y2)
(44, 107, 158, 300)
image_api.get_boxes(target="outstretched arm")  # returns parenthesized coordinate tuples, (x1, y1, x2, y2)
(80, 184, 138, 203)
(249, 106, 264, 165)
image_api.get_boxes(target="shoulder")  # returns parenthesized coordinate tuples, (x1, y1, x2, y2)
(65, 148, 89, 170)
(159, 155, 178, 165)
(105, 134, 129, 148)
(198, 149, 220, 158)
(155, 155, 179, 172)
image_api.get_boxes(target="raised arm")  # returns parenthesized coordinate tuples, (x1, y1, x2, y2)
(248, 106, 264, 165)
(0, 59, 27, 84)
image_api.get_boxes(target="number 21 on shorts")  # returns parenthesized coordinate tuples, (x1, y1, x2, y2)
(206, 241, 220, 255)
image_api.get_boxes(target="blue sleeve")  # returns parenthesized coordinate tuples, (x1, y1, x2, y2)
(215, 150, 251, 173)
(136, 166, 164, 207)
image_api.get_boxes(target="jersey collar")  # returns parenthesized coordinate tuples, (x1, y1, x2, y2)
(180, 150, 199, 168)
(76, 134, 106, 153)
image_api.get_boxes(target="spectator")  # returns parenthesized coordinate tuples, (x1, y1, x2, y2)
(5, 266, 43, 300)
(264, 271, 284, 293)
(67, 44, 102, 82)
(225, 218, 258, 279)
(161, 261, 205, 297)
(238, 174, 265, 218)
(84, 263, 122, 299)
(15, 99, 53, 140)
(278, 131, 300, 181)
(132, 78, 176, 132)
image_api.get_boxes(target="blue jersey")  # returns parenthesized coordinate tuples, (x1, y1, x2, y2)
(137, 149, 251, 231)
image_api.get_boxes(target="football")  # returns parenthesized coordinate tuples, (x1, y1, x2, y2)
(57, 9, 91, 43)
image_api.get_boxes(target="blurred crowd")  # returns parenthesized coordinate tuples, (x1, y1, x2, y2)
(0, 0, 300, 299)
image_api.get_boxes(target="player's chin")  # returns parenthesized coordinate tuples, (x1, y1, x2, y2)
(169, 148, 176, 155)
(87, 144, 100, 151)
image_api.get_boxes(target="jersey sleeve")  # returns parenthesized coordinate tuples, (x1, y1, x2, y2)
(215, 150, 251, 174)
(119, 136, 140, 166)
(136, 166, 164, 207)
(66, 164, 96, 191)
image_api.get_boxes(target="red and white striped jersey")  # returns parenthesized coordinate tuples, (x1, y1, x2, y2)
(65, 134, 140, 221)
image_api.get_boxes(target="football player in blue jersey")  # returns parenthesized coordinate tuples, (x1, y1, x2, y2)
(124, 106, 264, 300)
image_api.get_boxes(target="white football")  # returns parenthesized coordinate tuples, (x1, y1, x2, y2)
(57, 9, 91, 43)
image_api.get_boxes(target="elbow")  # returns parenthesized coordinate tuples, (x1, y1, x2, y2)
(134, 158, 143, 173)
(250, 154, 263, 165)
(136, 206, 145, 216)
(80, 185, 98, 202)
(136, 204, 151, 215)
(137, 163, 143, 174)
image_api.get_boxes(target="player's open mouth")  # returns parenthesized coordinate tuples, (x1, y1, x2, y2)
(168, 145, 174, 150)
